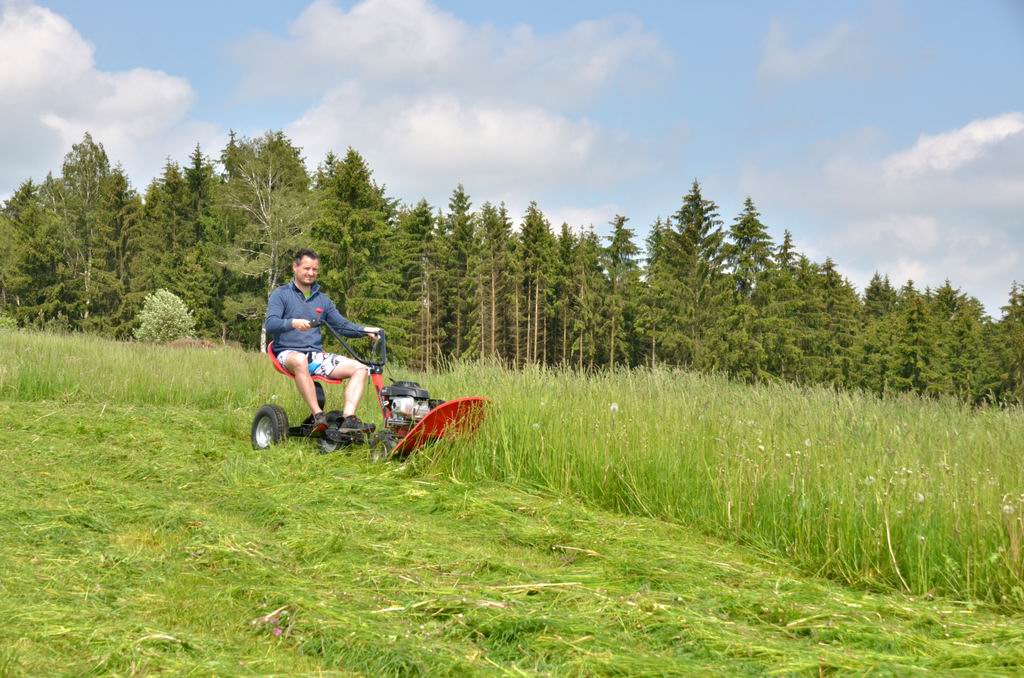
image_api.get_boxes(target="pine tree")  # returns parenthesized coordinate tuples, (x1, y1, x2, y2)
(312, 147, 406, 350)
(603, 215, 641, 367)
(891, 282, 940, 395)
(816, 258, 862, 387)
(572, 227, 604, 370)
(669, 180, 726, 368)
(724, 197, 773, 299)
(473, 202, 513, 361)
(517, 203, 555, 365)
(863, 272, 898, 320)
(396, 200, 439, 369)
(756, 232, 805, 381)
(709, 198, 775, 380)
(441, 185, 476, 359)
(4, 180, 65, 327)
(551, 223, 577, 365)
(998, 283, 1024, 404)
(637, 217, 671, 368)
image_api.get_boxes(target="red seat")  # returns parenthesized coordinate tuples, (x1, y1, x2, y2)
(267, 342, 343, 384)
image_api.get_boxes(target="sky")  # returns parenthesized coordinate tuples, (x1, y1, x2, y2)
(2, 0, 1022, 316)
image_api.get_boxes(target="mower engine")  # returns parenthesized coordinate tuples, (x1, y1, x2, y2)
(381, 381, 438, 429)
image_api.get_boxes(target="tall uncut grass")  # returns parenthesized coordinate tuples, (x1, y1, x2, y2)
(4, 330, 1024, 610)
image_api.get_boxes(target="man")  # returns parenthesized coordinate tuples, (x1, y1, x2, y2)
(264, 248, 381, 433)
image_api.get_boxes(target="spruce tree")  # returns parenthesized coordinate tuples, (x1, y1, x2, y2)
(891, 282, 940, 395)
(572, 227, 604, 370)
(603, 215, 641, 367)
(4, 180, 65, 327)
(669, 180, 726, 368)
(312, 147, 406, 350)
(442, 185, 476, 359)
(474, 202, 513, 361)
(998, 283, 1024, 404)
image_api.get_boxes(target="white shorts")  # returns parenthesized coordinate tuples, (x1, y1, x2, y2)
(276, 350, 346, 378)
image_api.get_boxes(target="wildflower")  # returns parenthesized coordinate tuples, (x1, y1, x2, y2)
(804, 438, 812, 447)
(864, 475, 876, 486)
(784, 453, 791, 459)
(915, 492, 925, 504)
(757, 445, 765, 452)
(532, 423, 540, 431)
(1003, 504, 1015, 515)
(271, 394, 278, 401)
(273, 627, 283, 637)
(609, 402, 619, 414)
(918, 535, 926, 543)
(895, 509, 904, 517)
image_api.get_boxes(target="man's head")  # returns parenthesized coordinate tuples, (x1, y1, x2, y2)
(292, 248, 320, 288)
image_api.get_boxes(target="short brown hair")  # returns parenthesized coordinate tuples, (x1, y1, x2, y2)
(293, 248, 319, 264)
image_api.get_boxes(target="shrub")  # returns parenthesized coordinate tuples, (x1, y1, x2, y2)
(0, 314, 15, 332)
(134, 289, 196, 343)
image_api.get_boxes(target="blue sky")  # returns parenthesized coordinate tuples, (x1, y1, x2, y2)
(3, 0, 1022, 315)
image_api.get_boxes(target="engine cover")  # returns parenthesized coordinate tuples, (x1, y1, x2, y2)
(381, 381, 430, 400)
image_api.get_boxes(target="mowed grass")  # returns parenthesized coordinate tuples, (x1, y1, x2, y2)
(3, 400, 1024, 675)
(3, 331, 1024, 610)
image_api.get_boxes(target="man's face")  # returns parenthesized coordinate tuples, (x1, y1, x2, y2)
(293, 256, 319, 287)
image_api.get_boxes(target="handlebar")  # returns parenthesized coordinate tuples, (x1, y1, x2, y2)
(312, 317, 387, 369)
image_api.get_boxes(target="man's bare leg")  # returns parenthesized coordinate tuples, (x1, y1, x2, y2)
(284, 354, 322, 415)
(327, 358, 369, 416)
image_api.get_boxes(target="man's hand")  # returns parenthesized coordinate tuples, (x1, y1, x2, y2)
(291, 318, 313, 331)
(364, 326, 382, 340)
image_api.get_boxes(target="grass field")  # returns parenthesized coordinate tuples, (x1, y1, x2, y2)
(2, 330, 1024, 674)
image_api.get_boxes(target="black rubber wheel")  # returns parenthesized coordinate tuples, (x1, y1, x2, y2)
(252, 404, 289, 449)
(369, 431, 399, 462)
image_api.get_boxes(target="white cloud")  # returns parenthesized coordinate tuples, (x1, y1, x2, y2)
(883, 112, 1024, 178)
(757, 19, 861, 84)
(234, 0, 666, 208)
(739, 113, 1024, 316)
(0, 1, 219, 195)
(234, 0, 669, 109)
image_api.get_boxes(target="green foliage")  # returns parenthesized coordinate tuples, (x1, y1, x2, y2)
(0, 314, 15, 332)
(134, 289, 196, 343)
(4, 130, 1021, 405)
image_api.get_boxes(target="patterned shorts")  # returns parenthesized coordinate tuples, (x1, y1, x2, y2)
(276, 350, 347, 378)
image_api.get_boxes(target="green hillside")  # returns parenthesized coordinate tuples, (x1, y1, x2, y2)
(2, 331, 1023, 675)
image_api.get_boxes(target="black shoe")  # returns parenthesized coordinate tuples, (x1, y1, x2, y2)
(339, 414, 374, 432)
(311, 411, 327, 433)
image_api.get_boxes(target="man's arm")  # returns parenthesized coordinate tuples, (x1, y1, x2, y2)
(322, 299, 369, 338)
(264, 288, 292, 335)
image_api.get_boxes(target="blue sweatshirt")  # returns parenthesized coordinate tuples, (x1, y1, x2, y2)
(264, 281, 366, 354)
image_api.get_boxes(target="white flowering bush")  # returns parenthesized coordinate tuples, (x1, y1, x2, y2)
(134, 289, 196, 343)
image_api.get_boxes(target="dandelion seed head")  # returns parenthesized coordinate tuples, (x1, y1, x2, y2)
(609, 402, 619, 414)
(1003, 504, 1015, 515)
(532, 423, 540, 431)
(864, 476, 876, 486)
(915, 492, 926, 504)
(804, 438, 812, 447)
(270, 394, 278, 401)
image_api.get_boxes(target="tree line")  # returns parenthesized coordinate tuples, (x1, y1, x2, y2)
(1, 131, 1022, 405)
